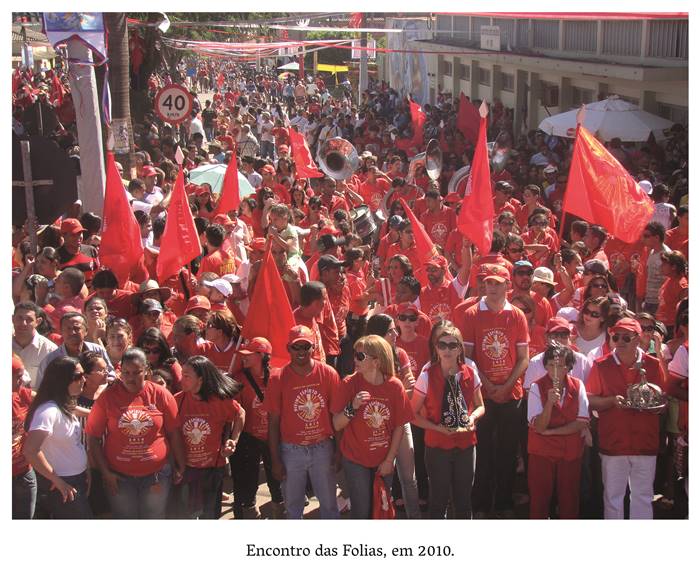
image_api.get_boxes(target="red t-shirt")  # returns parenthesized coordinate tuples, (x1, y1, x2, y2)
(656, 276, 688, 326)
(420, 278, 465, 323)
(317, 296, 340, 357)
(264, 361, 340, 445)
(460, 299, 530, 401)
(396, 335, 430, 378)
(331, 373, 413, 468)
(665, 226, 688, 254)
(175, 392, 241, 468)
(293, 308, 326, 363)
(508, 289, 553, 328)
(420, 206, 456, 247)
(197, 248, 239, 280)
(235, 369, 279, 441)
(358, 178, 390, 211)
(605, 237, 644, 293)
(328, 285, 350, 340)
(85, 380, 179, 476)
(12, 386, 33, 476)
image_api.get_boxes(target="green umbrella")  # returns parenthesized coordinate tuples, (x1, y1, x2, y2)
(188, 164, 256, 199)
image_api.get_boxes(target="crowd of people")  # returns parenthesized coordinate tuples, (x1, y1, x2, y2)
(12, 55, 689, 520)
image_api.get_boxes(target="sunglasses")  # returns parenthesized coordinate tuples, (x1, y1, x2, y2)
(640, 325, 655, 333)
(72, 372, 85, 381)
(397, 314, 418, 322)
(500, 220, 515, 226)
(290, 342, 313, 352)
(436, 341, 461, 351)
(354, 351, 376, 361)
(142, 347, 161, 354)
(590, 283, 608, 290)
(583, 309, 601, 318)
(612, 333, 636, 343)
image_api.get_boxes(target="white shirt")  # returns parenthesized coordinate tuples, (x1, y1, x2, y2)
(12, 332, 58, 389)
(143, 188, 164, 205)
(523, 350, 592, 391)
(29, 402, 88, 476)
(246, 171, 263, 189)
(527, 376, 590, 425)
(668, 344, 688, 378)
(189, 116, 204, 138)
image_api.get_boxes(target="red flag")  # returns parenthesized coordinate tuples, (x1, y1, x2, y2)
(398, 198, 440, 286)
(349, 13, 363, 28)
(213, 149, 241, 216)
(457, 114, 494, 257)
(241, 248, 295, 367)
(561, 124, 654, 243)
(156, 167, 202, 283)
(100, 152, 144, 286)
(457, 93, 480, 145)
(289, 127, 323, 178)
(409, 100, 426, 148)
(12, 68, 22, 94)
(50, 74, 65, 107)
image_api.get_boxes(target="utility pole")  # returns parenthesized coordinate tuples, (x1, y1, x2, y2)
(359, 13, 368, 102)
(66, 38, 106, 216)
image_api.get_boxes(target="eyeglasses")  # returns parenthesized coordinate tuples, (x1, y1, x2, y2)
(640, 325, 655, 333)
(107, 317, 130, 328)
(398, 314, 418, 322)
(290, 342, 313, 352)
(612, 333, 636, 343)
(582, 309, 601, 318)
(436, 341, 461, 351)
(515, 270, 533, 276)
(72, 372, 85, 381)
(590, 283, 608, 290)
(354, 351, 376, 361)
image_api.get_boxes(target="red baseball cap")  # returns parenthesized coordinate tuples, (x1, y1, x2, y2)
(396, 302, 420, 315)
(483, 265, 511, 284)
(60, 218, 87, 235)
(610, 318, 642, 335)
(426, 255, 449, 270)
(220, 135, 234, 148)
(142, 165, 158, 177)
(185, 295, 211, 313)
(546, 317, 572, 334)
(239, 337, 272, 355)
(213, 214, 234, 226)
(288, 325, 315, 345)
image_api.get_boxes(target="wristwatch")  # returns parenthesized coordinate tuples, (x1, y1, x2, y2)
(343, 402, 356, 419)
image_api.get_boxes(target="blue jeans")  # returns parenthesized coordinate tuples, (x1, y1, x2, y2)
(12, 468, 37, 519)
(36, 470, 92, 519)
(342, 457, 393, 520)
(108, 463, 172, 519)
(425, 445, 475, 519)
(280, 439, 339, 519)
(260, 140, 275, 161)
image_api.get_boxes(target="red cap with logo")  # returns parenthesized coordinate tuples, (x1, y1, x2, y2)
(546, 317, 572, 334)
(482, 264, 511, 283)
(610, 318, 642, 335)
(288, 325, 315, 345)
(60, 218, 87, 235)
(185, 295, 211, 313)
(142, 165, 158, 177)
(396, 302, 420, 315)
(239, 337, 273, 355)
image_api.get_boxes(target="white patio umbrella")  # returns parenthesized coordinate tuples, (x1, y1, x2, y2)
(538, 95, 674, 142)
(277, 62, 299, 71)
(189, 164, 256, 198)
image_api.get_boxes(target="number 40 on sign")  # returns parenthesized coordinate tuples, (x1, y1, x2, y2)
(154, 84, 193, 124)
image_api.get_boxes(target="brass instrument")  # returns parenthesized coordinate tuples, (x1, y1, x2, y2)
(406, 138, 442, 184)
(318, 137, 359, 181)
(622, 364, 666, 411)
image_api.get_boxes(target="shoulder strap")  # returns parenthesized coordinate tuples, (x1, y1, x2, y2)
(243, 368, 265, 402)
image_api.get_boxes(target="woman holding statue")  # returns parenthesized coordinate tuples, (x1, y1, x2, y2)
(527, 343, 590, 519)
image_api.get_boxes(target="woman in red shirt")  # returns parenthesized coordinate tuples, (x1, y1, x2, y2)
(12, 355, 36, 519)
(175, 356, 244, 519)
(656, 251, 688, 335)
(332, 335, 414, 519)
(230, 337, 284, 519)
(86, 348, 186, 519)
(410, 324, 485, 519)
(136, 327, 182, 393)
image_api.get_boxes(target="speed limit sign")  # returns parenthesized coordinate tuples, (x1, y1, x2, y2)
(154, 84, 193, 124)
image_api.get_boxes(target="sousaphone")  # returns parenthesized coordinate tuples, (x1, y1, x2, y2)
(318, 137, 359, 181)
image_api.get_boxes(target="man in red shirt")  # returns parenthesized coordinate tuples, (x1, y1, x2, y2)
(293, 282, 327, 364)
(586, 318, 666, 519)
(266, 325, 341, 519)
(197, 224, 239, 281)
(584, 225, 610, 267)
(420, 187, 456, 247)
(509, 260, 553, 328)
(467, 230, 513, 293)
(665, 205, 688, 256)
(419, 254, 470, 323)
(461, 266, 530, 518)
(358, 166, 391, 212)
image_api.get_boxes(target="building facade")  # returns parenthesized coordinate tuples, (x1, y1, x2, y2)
(380, 13, 688, 136)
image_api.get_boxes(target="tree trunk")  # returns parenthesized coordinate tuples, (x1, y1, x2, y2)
(105, 13, 135, 175)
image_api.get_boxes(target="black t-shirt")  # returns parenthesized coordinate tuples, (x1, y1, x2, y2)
(58, 244, 98, 279)
(202, 108, 216, 128)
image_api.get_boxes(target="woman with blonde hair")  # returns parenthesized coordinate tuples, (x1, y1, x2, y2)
(410, 324, 485, 519)
(331, 335, 414, 519)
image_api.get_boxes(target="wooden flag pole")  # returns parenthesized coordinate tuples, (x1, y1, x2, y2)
(20, 140, 39, 254)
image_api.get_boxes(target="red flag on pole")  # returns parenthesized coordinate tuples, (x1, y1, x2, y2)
(100, 152, 144, 286)
(213, 149, 240, 216)
(409, 100, 426, 148)
(289, 127, 323, 179)
(241, 248, 295, 367)
(561, 124, 654, 243)
(457, 106, 494, 257)
(50, 74, 65, 107)
(456, 93, 480, 145)
(398, 198, 449, 285)
(156, 167, 202, 283)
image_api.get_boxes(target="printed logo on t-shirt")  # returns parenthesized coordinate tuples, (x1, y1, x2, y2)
(429, 302, 452, 321)
(430, 222, 448, 243)
(182, 417, 212, 446)
(12, 418, 24, 449)
(371, 193, 384, 210)
(363, 401, 390, 430)
(118, 409, 154, 437)
(293, 388, 325, 422)
(482, 329, 509, 362)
